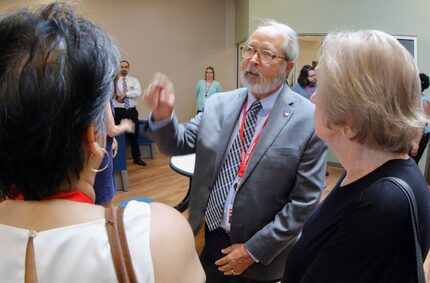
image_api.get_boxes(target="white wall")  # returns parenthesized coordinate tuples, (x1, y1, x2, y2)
(238, 0, 430, 172)
(0, 0, 237, 122)
(294, 39, 320, 84)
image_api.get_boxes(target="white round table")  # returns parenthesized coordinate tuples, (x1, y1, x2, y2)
(169, 153, 196, 211)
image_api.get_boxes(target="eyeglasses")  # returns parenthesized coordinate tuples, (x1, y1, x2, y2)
(240, 45, 288, 64)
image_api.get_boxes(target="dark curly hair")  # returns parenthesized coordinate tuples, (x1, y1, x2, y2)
(420, 73, 429, 92)
(297, 65, 314, 87)
(0, 2, 120, 200)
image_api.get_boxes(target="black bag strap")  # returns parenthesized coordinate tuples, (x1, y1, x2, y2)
(375, 177, 425, 283)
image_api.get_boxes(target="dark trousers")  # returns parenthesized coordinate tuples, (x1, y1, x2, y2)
(200, 226, 280, 283)
(114, 107, 141, 161)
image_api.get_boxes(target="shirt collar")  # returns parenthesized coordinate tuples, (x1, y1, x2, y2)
(246, 83, 286, 115)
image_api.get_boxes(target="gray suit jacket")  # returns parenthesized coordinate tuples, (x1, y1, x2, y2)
(145, 86, 327, 280)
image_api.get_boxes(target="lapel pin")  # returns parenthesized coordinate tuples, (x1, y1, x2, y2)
(283, 110, 289, 117)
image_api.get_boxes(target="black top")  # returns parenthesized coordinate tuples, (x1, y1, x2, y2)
(283, 158, 430, 283)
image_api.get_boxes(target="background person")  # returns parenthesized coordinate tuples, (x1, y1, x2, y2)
(283, 30, 430, 283)
(410, 72, 430, 163)
(292, 64, 329, 183)
(195, 66, 222, 113)
(0, 3, 204, 282)
(93, 99, 134, 208)
(113, 60, 147, 166)
(291, 65, 316, 99)
(145, 19, 327, 282)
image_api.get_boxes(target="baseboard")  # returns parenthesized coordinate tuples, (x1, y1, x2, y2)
(126, 144, 155, 159)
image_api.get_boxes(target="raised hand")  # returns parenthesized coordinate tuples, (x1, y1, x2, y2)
(145, 72, 175, 121)
(119, 118, 135, 134)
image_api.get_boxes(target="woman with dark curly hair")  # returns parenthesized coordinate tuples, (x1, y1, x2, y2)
(291, 65, 316, 99)
(0, 2, 204, 282)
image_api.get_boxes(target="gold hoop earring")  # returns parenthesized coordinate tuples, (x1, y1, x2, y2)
(90, 147, 110, 173)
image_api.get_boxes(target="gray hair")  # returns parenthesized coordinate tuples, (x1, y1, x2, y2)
(257, 19, 299, 62)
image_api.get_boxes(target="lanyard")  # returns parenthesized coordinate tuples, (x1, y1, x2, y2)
(205, 81, 213, 96)
(237, 99, 270, 177)
(306, 86, 314, 97)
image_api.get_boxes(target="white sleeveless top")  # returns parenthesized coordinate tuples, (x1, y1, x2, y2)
(0, 201, 154, 283)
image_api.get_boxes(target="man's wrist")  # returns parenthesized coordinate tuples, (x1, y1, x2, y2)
(152, 111, 173, 122)
(244, 244, 259, 263)
(148, 112, 173, 130)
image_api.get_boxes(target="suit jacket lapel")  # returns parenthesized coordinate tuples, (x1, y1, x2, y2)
(213, 89, 248, 175)
(239, 87, 296, 186)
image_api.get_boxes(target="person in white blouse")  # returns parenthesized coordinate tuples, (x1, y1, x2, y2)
(0, 3, 204, 282)
(113, 60, 147, 166)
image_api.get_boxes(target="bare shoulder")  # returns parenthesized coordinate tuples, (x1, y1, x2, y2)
(149, 202, 191, 238)
(148, 202, 196, 256)
(149, 202, 205, 283)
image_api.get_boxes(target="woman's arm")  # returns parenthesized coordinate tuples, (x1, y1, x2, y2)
(150, 202, 205, 283)
(105, 102, 134, 137)
(195, 80, 202, 98)
(216, 81, 222, 93)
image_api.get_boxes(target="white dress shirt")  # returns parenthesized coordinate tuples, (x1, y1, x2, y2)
(113, 75, 142, 108)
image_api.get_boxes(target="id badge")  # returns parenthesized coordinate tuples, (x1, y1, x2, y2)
(227, 204, 233, 225)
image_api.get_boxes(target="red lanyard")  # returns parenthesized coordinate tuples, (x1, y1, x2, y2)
(306, 86, 314, 97)
(237, 99, 270, 177)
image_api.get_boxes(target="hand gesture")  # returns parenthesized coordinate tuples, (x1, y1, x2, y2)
(112, 137, 118, 158)
(119, 118, 135, 134)
(215, 243, 255, 276)
(116, 92, 126, 103)
(145, 72, 175, 121)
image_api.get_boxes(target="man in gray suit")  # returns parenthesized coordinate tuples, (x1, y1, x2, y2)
(145, 19, 327, 283)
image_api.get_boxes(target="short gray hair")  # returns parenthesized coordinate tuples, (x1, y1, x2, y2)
(257, 19, 299, 62)
(317, 30, 426, 153)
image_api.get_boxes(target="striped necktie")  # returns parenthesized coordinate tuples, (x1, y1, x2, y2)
(204, 100, 262, 231)
(123, 77, 130, 108)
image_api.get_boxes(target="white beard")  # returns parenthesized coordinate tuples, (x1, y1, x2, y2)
(240, 65, 286, 96)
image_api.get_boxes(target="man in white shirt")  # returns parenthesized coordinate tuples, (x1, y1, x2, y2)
(113, 60, 146, 166)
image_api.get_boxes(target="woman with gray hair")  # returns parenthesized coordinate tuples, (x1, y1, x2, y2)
(0, 2, 204, 282)
(283, 30, 430, 282)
